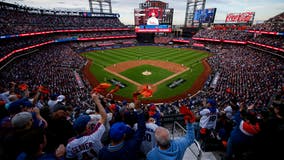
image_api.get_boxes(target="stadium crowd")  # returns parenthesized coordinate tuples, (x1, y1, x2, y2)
(248, 12, 284, 32)
(154, 36, 173, 44)
(0, 35, 55, 58)
(193, 12, 284, 49)
(0, 3, 125, 35)
(194, 30, 253, 41)
(0, 30, 136, 59)
(0, 2, 135, 60)
(0, 2, 284, 160)
(0, 42, 196, 159)
(0, 41, 283, 160)
(190, 12, 284, 158)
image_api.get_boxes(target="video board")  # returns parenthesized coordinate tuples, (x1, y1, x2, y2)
(134, 1, 173, 33)
(193, 8, 217, 23)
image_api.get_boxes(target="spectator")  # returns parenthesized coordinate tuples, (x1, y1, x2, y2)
(133, 114, 159, 157)
(199, 99, 219, 137)
(2, 112, 35, 160)
(11, 111, 33, 130)
(98, 99, 146, 160)
(146, 109, 195, 160)
(148, 104, 162, 126)
(66, 93, 107, 160)
(48, 94, 59, 111)
(16, 129, 66, 160)
(123, 102, 138, 128)
(224, 104, 260, 160)
(223, 105, 233, 120)
(247, 102, 284, 160)
(86, 107, 113, 145)
(45, 103, 75, 154)
(56, 95, 66, 106)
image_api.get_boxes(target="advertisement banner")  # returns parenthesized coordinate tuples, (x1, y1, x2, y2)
(225, 12, 255, 23)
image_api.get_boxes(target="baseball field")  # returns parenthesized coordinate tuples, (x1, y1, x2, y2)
(82, 46, 211, 102)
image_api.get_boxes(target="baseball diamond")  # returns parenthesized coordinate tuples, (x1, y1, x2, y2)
(82, 46, 211, 103)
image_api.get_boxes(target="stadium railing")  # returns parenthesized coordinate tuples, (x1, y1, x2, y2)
(172, 120, 202, 160)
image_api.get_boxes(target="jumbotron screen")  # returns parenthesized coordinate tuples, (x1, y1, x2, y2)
(134, 1, 173, 33)
(193, 8, 217, 23)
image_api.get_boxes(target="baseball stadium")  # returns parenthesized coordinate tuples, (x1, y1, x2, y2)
(0, 0, 283, 160)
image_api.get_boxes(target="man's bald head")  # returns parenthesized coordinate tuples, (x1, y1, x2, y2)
(155, 127, 171, 149)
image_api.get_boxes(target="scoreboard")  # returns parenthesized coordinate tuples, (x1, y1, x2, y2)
(134, 0, 173, 33)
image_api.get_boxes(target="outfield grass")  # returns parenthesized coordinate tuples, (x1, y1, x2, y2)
(82, 46, 210, 99)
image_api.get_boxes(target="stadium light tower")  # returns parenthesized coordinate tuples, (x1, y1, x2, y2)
(184, 0, 206, 27)
(89, 0, 112, 13)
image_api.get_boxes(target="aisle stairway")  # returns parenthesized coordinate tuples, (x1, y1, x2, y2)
(182, 143, 219, 160)
(170, 121, 222, 160)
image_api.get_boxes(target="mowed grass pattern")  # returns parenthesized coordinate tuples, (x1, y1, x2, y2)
(82, 46, 210, 99)
(120, 65, 174, 84)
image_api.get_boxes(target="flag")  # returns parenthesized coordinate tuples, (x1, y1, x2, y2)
(91, 83, 111, 94)
(107, 84, 120, 95)
(38, 85, 49, 94)
(18, 83, 28, 91)
(179, 105, 195, 123)
(140, 85, 153, 98)
(140, 89, 153, 98)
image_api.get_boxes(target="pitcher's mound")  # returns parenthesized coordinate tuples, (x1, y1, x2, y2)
(142, 70, 152, 76)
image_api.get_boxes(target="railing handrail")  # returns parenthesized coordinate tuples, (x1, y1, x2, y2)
(172, 121, 202, 160)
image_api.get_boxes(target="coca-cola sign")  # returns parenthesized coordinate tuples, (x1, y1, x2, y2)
(225, 12, 255, 23)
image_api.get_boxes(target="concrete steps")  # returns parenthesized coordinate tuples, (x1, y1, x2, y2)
(182, 141, 219, 160)
(168, 122, 223, 160)
(183, 147, 218, 160)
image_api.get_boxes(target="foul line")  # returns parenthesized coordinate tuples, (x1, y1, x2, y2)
(104, 67, 189, 88)
(152, 68, 189, 87)
(104, 68, 142, 87)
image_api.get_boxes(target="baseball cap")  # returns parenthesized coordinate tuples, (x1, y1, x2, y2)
(8, 98, 33, 114)
(122, 100, 127, 106)
(207, 99, 217, 113)
(207, 99, 216, 107)
(86, 109, 95, 114)
(22, 99, 32, 108)
(110, 122, 127, 142)
(73, 115, 91, 133)
(57, 95, 65, 102)
(150, 105, 156, 111)
(50, 94, 59, 100)
(11, 112, 32, 129)
(109, 104, 117, 111)
(128, 102, 135, 109)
